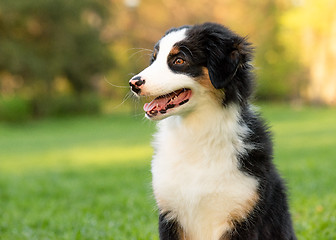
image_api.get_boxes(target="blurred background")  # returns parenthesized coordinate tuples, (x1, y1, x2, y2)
(0, 0, 336, 121)
(0, 0, 335, 239)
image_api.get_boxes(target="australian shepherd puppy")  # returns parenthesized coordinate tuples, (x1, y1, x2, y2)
(129, 22, 296, 240)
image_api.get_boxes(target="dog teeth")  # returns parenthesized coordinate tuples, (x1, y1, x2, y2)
(167, 96, 176, 104)
(149, 110, 158, 116)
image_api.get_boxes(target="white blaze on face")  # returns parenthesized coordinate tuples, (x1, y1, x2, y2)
(156, 28, 187, 65)
(136, 28, 195, 97)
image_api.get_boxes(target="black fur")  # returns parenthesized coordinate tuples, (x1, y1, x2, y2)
(151, 23, 296, 240)
(224, 107, 296, 239)
(167, 22, 255, 106)
(159, 213, 182, 240)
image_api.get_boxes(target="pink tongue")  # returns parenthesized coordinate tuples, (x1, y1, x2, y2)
(143, 97, 168, 112)
(143, 90, 190, 112)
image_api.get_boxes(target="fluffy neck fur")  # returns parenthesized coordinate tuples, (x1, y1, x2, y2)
(151, 98, 258, 240)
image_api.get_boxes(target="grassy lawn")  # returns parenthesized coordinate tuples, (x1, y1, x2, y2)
(0, 104, 335, 239)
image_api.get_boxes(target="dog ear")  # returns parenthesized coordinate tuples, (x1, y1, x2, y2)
(206, 35, 251, 89)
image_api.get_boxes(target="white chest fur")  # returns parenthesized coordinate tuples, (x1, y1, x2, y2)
(151, 104, 259, 240)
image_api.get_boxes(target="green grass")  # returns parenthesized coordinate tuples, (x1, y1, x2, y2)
(260, 104, 336, 239)
(0, 104, 335, 239)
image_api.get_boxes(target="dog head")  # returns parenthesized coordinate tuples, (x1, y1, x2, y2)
(129, 22, 254, 120)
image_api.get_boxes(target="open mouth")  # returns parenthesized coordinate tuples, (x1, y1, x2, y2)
(143, 88, 192, 118)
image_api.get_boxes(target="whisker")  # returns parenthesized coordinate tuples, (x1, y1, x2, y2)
(133, 111, 146, 118)
(128, 48, 153, 60)
(104, 77, 129, 89)
(110, 91, 133, 111)
(127, 47, 153, 52)
(129, 50, 150, 59)
(128, 73, 137, 77)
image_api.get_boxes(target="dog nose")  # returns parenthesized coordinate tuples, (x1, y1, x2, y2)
(129, 76, 145, 94)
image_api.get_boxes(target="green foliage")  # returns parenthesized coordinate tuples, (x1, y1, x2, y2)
(250, 1, 299, 100)
(1, 0, 336, 114)
(32, 94, 102, 118)
(0, 0, 114, 120)
(0, 94, 101, 122)
(0, 105, 335, 239)
(0, 96, 32, 122)
(0, 0, 114, 93)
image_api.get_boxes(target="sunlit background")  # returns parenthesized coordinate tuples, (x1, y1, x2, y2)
(0, 0, 335, 239)
(1, 0, 336, 120)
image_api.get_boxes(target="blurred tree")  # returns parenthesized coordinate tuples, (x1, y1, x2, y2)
(0, 0, 114, 96)
(3, 0, 332, 113)
(281, 0, 336, 105)
(250, 0, 301, 100)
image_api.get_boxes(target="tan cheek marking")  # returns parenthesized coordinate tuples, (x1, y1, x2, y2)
(197, 67, 225, 101)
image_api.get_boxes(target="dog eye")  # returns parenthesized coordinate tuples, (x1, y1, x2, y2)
(174, 58, 185, 65)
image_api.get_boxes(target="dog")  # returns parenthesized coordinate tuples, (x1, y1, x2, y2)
(129, 22, 296, 240)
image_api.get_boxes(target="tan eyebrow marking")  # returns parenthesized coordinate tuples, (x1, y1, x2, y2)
(169, 46, 180, 56)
